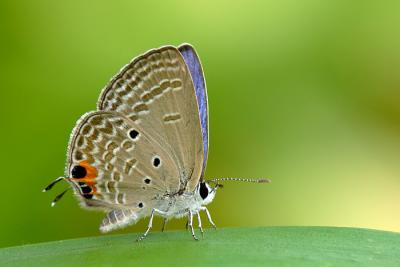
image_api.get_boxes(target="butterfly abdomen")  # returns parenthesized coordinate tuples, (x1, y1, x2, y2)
(100, 209, 140, 233)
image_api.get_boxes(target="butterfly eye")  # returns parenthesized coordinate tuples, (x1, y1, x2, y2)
(138, 202, 144, 208)
(153, 157, 161, 168)
(144, 178, 151, 184)
(71, 165, 87, 178)
(129, 129, 139, 139)
(199, 182, 209, 200)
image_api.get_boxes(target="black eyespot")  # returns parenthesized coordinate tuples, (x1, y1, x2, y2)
(71, 165, 86, 178)
(153, 157, 161, 167)
(129, 129, 139, 139)
(78, 182, 92, 194)
(144, 178, 151, 184)
(138, 202, 144, 208)
(199, 182, 209, 200)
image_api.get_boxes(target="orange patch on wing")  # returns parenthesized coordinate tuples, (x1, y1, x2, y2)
(69, 160, 99, 195)
(80, 160, 97, 179)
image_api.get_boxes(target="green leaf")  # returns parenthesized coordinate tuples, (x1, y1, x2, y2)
(1, 227, 400, 267)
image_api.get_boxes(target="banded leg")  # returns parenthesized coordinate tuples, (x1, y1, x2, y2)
(197, 212, 204, 237)
(200, 207, 216, 229)
(188, 210, 198, 241)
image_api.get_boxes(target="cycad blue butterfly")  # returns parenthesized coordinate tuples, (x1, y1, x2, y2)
(44, 44, 269, 240)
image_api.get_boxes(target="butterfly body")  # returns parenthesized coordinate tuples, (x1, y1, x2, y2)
(98, 181, 216, 236)
(152, 182, 216, 219)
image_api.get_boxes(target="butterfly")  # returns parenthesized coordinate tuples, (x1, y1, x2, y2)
(44, 44, 270, 241)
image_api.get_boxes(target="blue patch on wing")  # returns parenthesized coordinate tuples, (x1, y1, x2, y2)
(178, 44, 208, 176)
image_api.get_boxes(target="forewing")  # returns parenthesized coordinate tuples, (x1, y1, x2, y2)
(178, 44, 209, 177)
(97, 46, 204, 192)
(65, 111, 180, 212)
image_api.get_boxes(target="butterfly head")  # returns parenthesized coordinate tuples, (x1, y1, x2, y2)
(196, 177, 270, 206)
(197, 181, 219, 206)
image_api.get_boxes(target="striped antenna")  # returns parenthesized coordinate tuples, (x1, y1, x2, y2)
(207, 178, 271, 184)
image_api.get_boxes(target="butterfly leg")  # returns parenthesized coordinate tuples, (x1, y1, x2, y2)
(161, 218, 168, 232)
(200, 206, 217, 229)
(196, 211, 204, 237)
(137, 209, 167, 241)
(188, 210, 198, 241)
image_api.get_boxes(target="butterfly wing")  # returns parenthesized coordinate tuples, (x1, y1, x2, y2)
(65, 46, 205, 231)
(66, 111, 180, 213)
(97, 46, 204, 192)
(178, 44, 209, 178)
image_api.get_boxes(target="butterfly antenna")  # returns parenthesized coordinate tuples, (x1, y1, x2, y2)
(51, 188, 70, 207)
(208, 178, 271, 184)
(42, 177, 65, 192)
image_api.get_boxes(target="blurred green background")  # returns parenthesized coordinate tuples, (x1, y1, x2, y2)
(1, 0, 400, 248)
